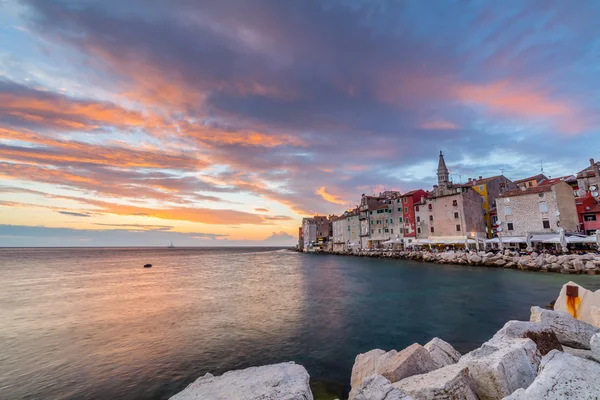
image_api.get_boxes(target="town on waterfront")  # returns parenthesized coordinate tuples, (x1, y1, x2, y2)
(298, 151, 600, 255)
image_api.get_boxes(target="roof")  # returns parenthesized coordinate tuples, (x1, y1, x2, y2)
(463, 175, 505, 187)
(576, 161, 600, 178)
(402, 189, 426, 197)
(513, 174, 547, 185)
(582, 204, 600, 214)
(499, 185, 552, 198)
(539, 176, 576, 186)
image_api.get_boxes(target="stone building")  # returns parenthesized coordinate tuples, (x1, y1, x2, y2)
(358, 192, 400, 249)
(414, 197, 430, 241)
(576, 158, 600, 197)
(513, 173, 547, 189)
(465, 175, 517, 237)
(331, 209, 360, 252)
(496, 181, 579, 238)
(301, 218, 317, 251)
(298, 226, 304, 250)
(426, 152, 487, 242)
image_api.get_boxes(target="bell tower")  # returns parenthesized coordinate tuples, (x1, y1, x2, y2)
(437, 151, 449, 187)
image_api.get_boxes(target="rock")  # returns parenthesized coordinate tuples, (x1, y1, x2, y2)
(585, 261, 596, 270)
(351, 349, 399, 390)
(424, 338, 461, 368)
(592, 333, 600, 362)
(504, 350, 600, 399)
(349, 374, 412, 400)
(379, 344, 437, 384)
(548, 263, 561, 272)
(169, 362, 313, 400)
(593, 307, 600, 328)
(573, 259, 585, 271)
(459, 338, 541, 399)
(530, 306, 600, 349)
(393, 364, 477, 400)
(562, 345, 599, 362)
(554, 281, 600, 327)
(494, 259, 506, 267)
(491, 320, 562, 356)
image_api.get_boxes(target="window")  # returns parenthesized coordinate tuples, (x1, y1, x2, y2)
(405, 218, 410, 225)
(371, 229, 374, 233)
(405, 228, 409, 234)
(398, 207, 402, 212)
(542, 220, 551, 229)
(428, 204, 433, 210)
(388, 200, 392, 205)
(452, 200, 458, 206)
(370, 211, 373, 215)
(454, 212, 459, 219)
(507, 223, 514, 231)
(396, 199, 400, 203)
(539, 202, 548, 213)
(538, 193, 544, 198)
(505, 206, 512, 216)
(479, 185, 484, 191)
(348, 225, 351, 231)
(404, 207, 408, 213)
(430, 226, 435, 233)
(456, 224, 461, 231)
(584, 214, 597, 221)
(403, 197, 408, 203)
(347, 218, 350, 221)
(416, 206, 420, 212)
(391, 229, 394, 234)
(429, 215, 434, 221)
(399, 217, 403, 223)
(417, 227, 422, 234)
(528, 181, 533, 187)
(377, 220, 381, 224)
(416, 216, 421, 222)
(378, 229, 381, 233)
(385, 229, 389, 233)
(371, 220, 374, 224)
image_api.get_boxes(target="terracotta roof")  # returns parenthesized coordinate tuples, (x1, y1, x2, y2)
(499, 185, 552, 198)
(582, 203, 600, 214)
(402, 189, 426, 196)
(513, 174, 547, 185)
(539, 176, 576, 186)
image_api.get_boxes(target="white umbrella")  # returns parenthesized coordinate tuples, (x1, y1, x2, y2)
(498, 235, 504, 251)
(596, 230, 600, 250)
(559, 227, 568, 253)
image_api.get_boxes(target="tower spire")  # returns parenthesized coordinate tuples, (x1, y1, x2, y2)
(437, 150, 449, 186)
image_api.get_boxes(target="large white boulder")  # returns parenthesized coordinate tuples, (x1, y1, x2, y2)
(490, 320, 562, 355)
(393, 364, 477, 400)
(530, 306, 599, 349)
(349, 374, 413, 400)
(351, 349, 399, 390)
(378, 344, 438, 383)
(169, 362, 313, 400)
(504, 350, 600, 399)
(424, 337, 461, 368)
(554, 281, 600, 327)
(459, 338, 541, 399)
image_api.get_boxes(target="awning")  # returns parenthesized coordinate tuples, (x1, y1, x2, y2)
(382, 239, 403, 245)
(542, 236, 597, 244)
(530, 234, 557, 242)
(488, 237, 527, 244)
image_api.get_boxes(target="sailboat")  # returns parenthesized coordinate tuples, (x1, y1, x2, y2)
(168, 241, 175, 249)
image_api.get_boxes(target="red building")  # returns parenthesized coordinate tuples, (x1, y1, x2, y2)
(400, 189, 429, 239)
(576, 194, 600, 235)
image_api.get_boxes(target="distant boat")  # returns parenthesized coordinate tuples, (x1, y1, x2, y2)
(168, 241, 175, 248)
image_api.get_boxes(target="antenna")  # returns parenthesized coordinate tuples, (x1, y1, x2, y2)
(500, 167, 505, 175)
(540, 160, 544, 174)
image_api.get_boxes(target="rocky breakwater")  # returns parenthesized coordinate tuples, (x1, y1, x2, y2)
(343, 249, 600, 274)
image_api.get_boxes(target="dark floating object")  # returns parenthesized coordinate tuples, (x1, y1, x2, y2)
(144, 264, 152, 268)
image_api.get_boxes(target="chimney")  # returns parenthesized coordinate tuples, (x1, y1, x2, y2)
(479, 176, 483, 180)
(468, 178, 472, 182)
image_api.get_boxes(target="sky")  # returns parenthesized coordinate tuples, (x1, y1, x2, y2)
(1, 0, 600, 247)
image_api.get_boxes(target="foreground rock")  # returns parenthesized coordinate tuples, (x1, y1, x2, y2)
(351, 349, 399, 390)
(169, 362, 313, 400)
(530, 306, 599, 349)
(459, 338, 541, 399)
(393, 364, 477, 400)
(490, 320, 562, 355)
(378, 344, 438, 384)
(424, 338, 461, 368)
(350, 374, 412, 400)
(554, 281, 600, 327)
(504, 350, 600, 399)
(592, 333, 600, 362)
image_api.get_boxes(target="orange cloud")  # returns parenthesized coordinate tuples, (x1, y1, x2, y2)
(420, 120, 459, 130)
(316, 186, 347, 205)
(454, 80, 586, 134)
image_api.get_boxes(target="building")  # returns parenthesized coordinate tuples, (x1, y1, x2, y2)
(466, 175, 516, 237)
(414, 197, 430, 241)
(426, 152, 487, 242)
(302, 218, 317, 251)
(576, 195, 600, 235)
(576, 158, 600, 198)
(513, 174, 547, 189)
(398, 189, 428, 247)
(496, 181, 579, 238)
(358, 192, 400, 249)
(331, 209, 360, 252)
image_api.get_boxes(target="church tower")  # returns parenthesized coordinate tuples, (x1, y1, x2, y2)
(437, 150, 449, 187)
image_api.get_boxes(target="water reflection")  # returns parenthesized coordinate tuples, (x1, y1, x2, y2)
(1, 248, 599, 400)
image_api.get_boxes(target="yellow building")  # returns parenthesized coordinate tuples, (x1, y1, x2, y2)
(513, 173, 547, 189)
(467, 175, 517, 238)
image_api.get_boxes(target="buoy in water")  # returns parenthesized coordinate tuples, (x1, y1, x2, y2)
(144, 264, 152, 268)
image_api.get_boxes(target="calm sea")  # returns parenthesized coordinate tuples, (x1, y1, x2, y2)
(1, 247, 599, 399)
